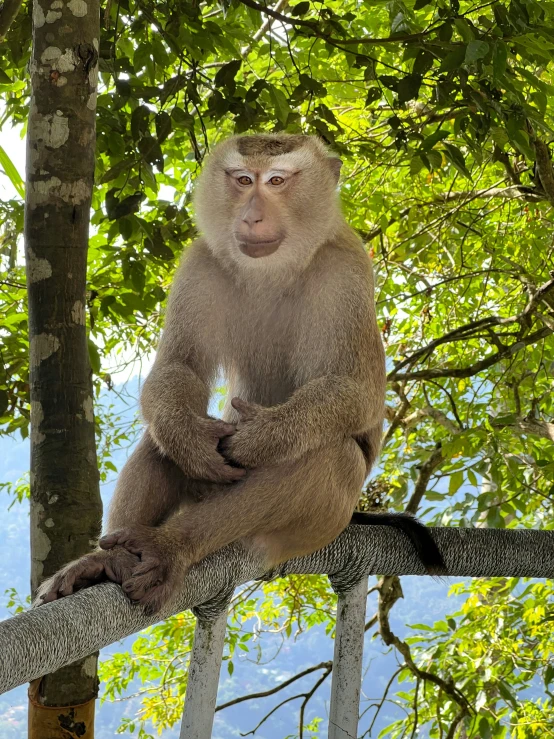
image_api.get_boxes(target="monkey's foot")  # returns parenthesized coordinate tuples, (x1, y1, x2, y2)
(34, 547, 139, 605)
(100, 526, 185, 615)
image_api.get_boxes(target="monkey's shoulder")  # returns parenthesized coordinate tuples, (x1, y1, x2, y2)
(314, 228, 374, 288)
(172, 239, 229, 292)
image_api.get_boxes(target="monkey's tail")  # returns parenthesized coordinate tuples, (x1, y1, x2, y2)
(350, 511, 446, 576)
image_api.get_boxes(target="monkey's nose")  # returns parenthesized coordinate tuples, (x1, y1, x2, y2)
(242, 212, 263, 226)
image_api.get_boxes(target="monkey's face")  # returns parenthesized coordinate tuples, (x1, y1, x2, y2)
(194, 135, 343, 277)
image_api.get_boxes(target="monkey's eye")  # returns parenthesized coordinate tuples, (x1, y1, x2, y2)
(237, 175, 253, 186)
(268, 176, 285, 186)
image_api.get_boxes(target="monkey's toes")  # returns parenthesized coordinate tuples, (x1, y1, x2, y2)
(139, 581, 174, 616)
(104, 548, 140, 584)
(122, 568, 164, 602)
(35, 556, 105, 604)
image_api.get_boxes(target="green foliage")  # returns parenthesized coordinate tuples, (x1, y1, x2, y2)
(2, 0, 554, 735)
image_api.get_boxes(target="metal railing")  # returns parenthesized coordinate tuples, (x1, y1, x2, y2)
(1, 525, 554, 737)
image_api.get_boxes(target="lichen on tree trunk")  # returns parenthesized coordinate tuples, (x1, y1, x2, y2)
(25, 0, 102, 733)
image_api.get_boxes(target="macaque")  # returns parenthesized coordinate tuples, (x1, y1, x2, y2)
(37, 134, 444, 614)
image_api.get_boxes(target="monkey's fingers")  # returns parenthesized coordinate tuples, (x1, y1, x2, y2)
(99, 528, 146, 554)
(202, 418, 236, 441)
(230, 397, 258, 420)
(209, 419, 237, 439)
(206, 451, 247, 483)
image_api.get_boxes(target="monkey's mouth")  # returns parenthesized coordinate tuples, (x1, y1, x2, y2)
(236, 237, 283, 258)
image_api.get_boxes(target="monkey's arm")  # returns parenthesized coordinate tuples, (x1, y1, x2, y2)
(140, 252, 245, 484)
(222, 371, 384, 469)
(140, 363, 243, 483)
(222, 298, 386, 469)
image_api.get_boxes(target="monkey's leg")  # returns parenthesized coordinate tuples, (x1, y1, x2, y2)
(100, 438, 368, 613)
(36, 431, 194, 603)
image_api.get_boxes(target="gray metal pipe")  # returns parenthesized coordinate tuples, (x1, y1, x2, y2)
(328, 577, 369, 739)
(1, 526, 554, 695)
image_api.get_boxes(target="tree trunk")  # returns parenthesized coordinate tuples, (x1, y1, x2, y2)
(25, 0, 101, 735)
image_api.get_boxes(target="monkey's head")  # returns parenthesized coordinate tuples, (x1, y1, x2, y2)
(194, 134, 343, 276)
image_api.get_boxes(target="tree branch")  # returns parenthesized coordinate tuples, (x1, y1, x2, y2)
(215, 661, 332, 712)
(237, 0, 433, 46)
(389, 327, 552, 382)
(378, 577, 471, 713)
(532, 137, 554, 205)
(406, 445, 444, 515)
(0, 0, 22, 40)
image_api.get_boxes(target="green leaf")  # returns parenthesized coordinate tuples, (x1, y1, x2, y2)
(269, 86, 291, 125)
(410, 155, 425, 175)
(214, 60, 242, 90)
(420, 130, 449, 151)
(412, 50, 434, 76)
(131, 105, 151, 142)
(426, 149, 443, 171)
(465, 40, 490, 64)
(379, 75, 398, 92)
(497, 680, 518, 709)
(144, 235, 174, 262)
(0, 390, 8, 417)
(397, 74, 422, 104)
(365, 87, 381, 105)
(492, 41, 508, 79)
(88, 339, 101, 374)
(490, 126, 509, 148)
(290, 1, 310, 15)
(0, 144, 24, 198)
(440, 47, 466, 73)
(449, 470, 464, 494)
(509, 128, 534, 160)
(138, 137, 164, 171)
(443, 143, 472, 179)
(100, 159, 134, 185)
(413, 0, 432, 8)
(454, 18, 474, 42)
(479, 717, 492, 739)
(155, 112, 172, 143)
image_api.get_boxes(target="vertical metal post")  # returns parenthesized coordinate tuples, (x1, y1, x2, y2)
(180, 608, 228, 739)
(328, 577, 368, 739)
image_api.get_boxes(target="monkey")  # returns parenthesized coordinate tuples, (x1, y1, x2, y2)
(37, 134, 445, 614)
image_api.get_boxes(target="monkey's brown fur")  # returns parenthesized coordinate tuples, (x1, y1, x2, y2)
(37, 134, 442, 614)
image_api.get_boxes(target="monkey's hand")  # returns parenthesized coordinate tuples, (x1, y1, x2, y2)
(34, 547, 140, 605)
(99, 526, 186, 615)
(218, 397, 283, 468)
(151, 416, 247, 484)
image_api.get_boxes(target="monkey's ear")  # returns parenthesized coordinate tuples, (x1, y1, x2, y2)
(328, 157, 343, 183)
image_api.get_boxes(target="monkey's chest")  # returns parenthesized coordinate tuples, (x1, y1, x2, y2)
(223, 314, 298, 406)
